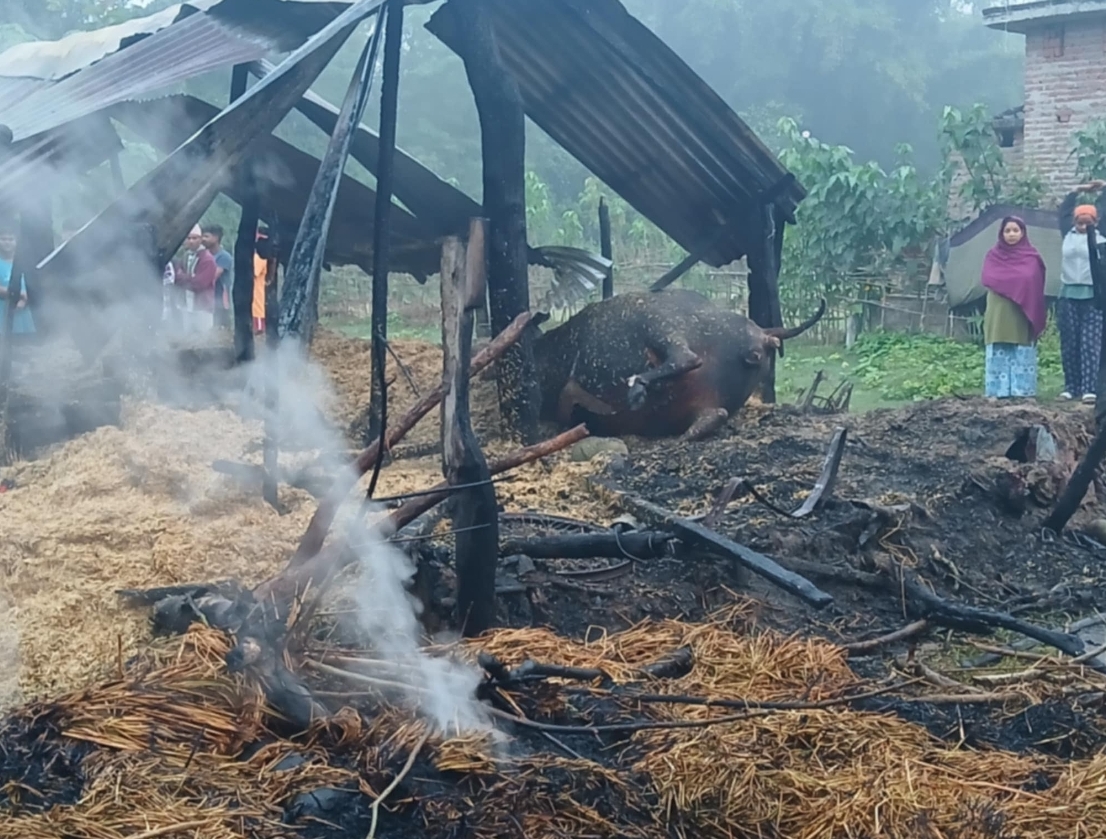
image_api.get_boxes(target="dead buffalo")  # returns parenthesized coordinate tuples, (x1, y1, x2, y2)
(532, 290, 826, 440)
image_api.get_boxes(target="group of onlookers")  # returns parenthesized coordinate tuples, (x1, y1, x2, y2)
(981, 181, 1106, 403)
(0, 217, 274, 341)
(163, 223, 271, 336)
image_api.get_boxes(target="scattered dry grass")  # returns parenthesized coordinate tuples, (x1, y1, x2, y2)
(4, 611, 1106, 839)
(0, 331, 604, 703)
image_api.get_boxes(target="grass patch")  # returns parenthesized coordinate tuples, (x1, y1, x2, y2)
(778, 325, 1065, 412)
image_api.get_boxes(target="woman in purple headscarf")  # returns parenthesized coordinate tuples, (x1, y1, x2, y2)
(981, 216, 1048, 399)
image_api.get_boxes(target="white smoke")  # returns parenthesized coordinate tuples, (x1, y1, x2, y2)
(349, 513, 491, 735)
(252, 341, 491, 736)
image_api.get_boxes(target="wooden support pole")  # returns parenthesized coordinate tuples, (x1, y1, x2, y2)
(747, 205, 784, 404)
(291, 310, 532, 566)
(599, 197, 613, 299)
(258, 424, 588, 612)
(440, 220, 499, 636)
(456, 0, 539, 444)
(366, 0, 404, 448)
(230, 64, 259, 364)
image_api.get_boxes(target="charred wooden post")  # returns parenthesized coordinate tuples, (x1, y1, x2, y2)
(747, 205, 785, 404)
(473, 287, 492, 339)
(1089, 224, 1106, 429)
(599, 197, 613, 299)
(455, 0, 539, 443)
(366, 0, 404, 448)
(230, 64, 259, 364)
(281, 15, 385, 346)
(291, 311, 532, 565)
(441, 220, 499, 635)
(260, 425, 589, 617)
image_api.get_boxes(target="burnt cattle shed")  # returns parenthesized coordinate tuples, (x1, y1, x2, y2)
(0, 0, 481, 278)
(426, 0, 806, 270)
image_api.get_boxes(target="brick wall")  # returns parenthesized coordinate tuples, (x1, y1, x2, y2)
(1023, 17, 1106, 204)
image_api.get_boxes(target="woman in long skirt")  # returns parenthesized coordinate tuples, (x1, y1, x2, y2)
(981, 216, 1048, 399)
(1057, 188, 1106, 403)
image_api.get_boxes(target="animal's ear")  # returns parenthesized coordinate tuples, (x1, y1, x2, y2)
(743, 348, 764, 366)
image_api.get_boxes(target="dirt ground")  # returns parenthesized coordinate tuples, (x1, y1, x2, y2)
(4, 329, 1106, 838)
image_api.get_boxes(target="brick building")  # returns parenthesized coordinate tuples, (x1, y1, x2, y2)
(984, 0, 1106, 203)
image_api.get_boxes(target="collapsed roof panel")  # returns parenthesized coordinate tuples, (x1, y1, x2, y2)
(427, 0, 805, 268)
(110, 93, 442, 278)
(248, 58, 482, 239)
(0, 0, 351, 142)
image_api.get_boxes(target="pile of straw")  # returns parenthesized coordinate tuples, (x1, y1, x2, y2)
(4, 606, 1106, 839)
(0, 335, 602, 703)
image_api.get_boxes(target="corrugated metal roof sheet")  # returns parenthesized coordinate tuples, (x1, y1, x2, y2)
(0, 4, 208, 81)
(427, 0, 805, 268)
(0, 0, 350, 141)
(110, 94, 443, 278)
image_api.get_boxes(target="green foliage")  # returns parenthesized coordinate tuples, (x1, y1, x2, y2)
(1007, 167, 1047, 209)
(775, 119, 949, 316)
(937, 104, 1046, 218)
(939, 104, 1005, 216)
(1072, 120, 1106, 183)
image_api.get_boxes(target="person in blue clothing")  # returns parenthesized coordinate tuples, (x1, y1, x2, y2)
(202, 223, 233, 331)
(0, 218, 33, 336)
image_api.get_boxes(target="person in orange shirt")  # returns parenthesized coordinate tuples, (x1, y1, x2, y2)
(253, 228, 270, 334)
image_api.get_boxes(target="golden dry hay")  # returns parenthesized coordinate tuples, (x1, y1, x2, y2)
(0, 330, 607, 703)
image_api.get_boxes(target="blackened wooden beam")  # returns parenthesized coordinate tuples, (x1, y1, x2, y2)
(599, 196, 613, 299)
(455, 0, 539, 443)
(440, 221, 499, 636)
(618, 492, 833, 608)
(366, 0, 404, 448)
(280, 14, 385, 344)
(747, 204, 784, 403)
